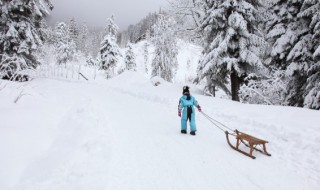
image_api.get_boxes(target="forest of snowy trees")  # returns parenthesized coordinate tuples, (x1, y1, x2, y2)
(172, 0, 320, 110)
(0, 0, 319, 110)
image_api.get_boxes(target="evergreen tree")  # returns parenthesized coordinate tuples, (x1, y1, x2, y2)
(68, 18, 79, 47)
(100, 15, 121, 78)
(79, 22, 89, 55)
(0, 0, 53, 80)
(196, 0, 268, 101)
(151, 15, 178, 82)
(54, 22, 76, 64)
(261, 0, 320, 109)
(119, 12, 159, 44)
(86, 54, 96, 66)
(45, 26, 55, 45)
(264, 0, 304, 107)
(124, 43, 136, 71)
(296, 0, 320, 109)
(105, 15, 119, 38)
(265, 0, 304, 69)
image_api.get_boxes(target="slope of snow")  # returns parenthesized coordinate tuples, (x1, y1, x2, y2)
(0, 71, 319, 190)
(116, 39, 202, 84)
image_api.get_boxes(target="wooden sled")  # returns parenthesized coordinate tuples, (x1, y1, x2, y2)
(225, 130, 271, 159)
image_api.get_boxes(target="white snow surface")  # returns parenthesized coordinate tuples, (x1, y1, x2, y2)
(0, 71, 320, 190)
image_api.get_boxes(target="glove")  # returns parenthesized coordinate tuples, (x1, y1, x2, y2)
(197, 105, 202, 112)
(178, 110, 182, 117)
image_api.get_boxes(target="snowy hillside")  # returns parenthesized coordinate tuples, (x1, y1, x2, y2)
(117, 40, 202, 84)
(37, 39, 202, 86)
(0, 72, 319, 190)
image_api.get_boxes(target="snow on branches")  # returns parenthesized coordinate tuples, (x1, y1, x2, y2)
(0, 0, 53, 80)
(197, 0, 268, 101)
(54, 22, 76, 65)
(124, 43, 136, 71)
(151, 14, 178, 82)
(100, 15, 121, 79)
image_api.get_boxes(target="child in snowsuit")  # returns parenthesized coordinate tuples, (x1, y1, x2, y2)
(178, 86, 201, 136)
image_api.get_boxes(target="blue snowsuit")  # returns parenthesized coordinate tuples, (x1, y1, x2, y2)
(178, 95, 199, 132)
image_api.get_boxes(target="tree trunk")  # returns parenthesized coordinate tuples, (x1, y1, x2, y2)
(209, 85, 216, 97)
(231, 71, 240, 101)
(212, 85, 216, 97)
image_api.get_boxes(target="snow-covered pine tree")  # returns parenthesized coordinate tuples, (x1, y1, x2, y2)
(86, 55, 96, 66)
(119, 12, 159, 45)
(45, 26, 55, 46)
(124, 43, 136, 71)
(54, 22, 76, 64)
(100, 15, 121, 78)
(297, 0, 320, 110)
(79, 22, 89, 55)
(271, 0, 320, 109)
(263, 0, 320, 110)
(265, 0, 304, 70)
(0, 0, 53, 80)
(264, 0, 305, 107)
(196, 0, 268, 101)
(105, 15, 119, 39)
(68, 18, 79, 48)
(151, 14, 178, 82)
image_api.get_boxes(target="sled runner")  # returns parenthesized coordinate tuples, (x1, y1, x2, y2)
(225, 130, 271, 159)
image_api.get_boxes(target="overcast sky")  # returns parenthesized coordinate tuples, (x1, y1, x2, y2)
(48, 0, 169, 31)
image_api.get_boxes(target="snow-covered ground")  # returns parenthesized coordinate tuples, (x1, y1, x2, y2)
(0, 71, 319, 190)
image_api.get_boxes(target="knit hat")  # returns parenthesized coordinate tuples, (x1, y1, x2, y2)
(183, 86, 190, 94)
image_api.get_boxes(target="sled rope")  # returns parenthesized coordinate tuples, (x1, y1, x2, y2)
(201, 112, 234, 131)
(200, 111, 235, 135)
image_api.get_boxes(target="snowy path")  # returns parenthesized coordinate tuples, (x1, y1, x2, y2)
(0, 72, 319, 190)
